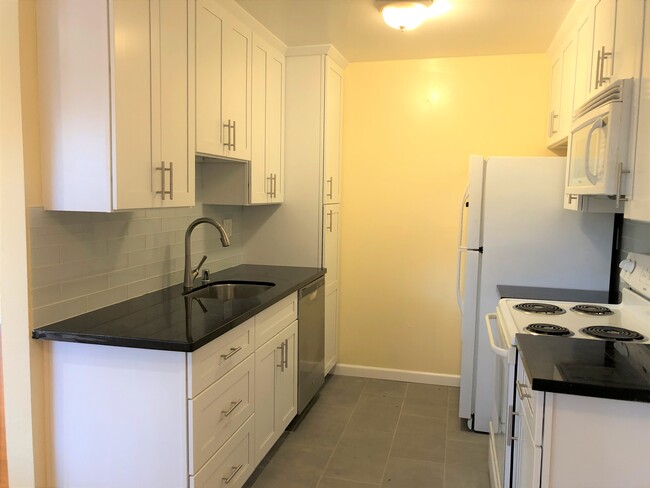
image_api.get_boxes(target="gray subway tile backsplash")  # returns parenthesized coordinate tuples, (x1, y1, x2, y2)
(621, 219, 650, 256)
(29, 192, 243, 327)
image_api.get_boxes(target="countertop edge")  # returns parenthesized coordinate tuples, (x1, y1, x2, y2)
(32, 266, 325, 353)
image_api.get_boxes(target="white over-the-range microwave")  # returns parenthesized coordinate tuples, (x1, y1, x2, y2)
(566, 79, 632, 206)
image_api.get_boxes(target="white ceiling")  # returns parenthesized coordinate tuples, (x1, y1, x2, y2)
(234, 0, 576, 62)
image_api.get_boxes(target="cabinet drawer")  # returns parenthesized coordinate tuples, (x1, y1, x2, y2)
(188, 318, 254, 398)
(255, 293, 297, 348)
(190, 414, 255, 488)
(516, 356, 544, 444)
(189, 354, 255, 475)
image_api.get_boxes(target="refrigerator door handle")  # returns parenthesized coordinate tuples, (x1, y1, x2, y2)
(456, 184, 471, 310)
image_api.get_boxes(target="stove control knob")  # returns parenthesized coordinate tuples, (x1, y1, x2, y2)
(619, 259, 636, 273)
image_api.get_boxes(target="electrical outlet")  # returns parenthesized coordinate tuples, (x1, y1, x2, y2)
(223, 218, 233, 237)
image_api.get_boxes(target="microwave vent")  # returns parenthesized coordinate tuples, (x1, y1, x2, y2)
(573, 79, 630, 121)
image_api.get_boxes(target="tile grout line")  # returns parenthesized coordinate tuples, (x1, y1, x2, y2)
(375, 382, 409, 488)
(313, 378, 369, 487)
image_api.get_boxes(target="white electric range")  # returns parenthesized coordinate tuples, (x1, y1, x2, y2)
(486, 252, 650, 488)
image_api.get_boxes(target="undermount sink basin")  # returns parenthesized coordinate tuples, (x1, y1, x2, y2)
(185, 281, 275, 301)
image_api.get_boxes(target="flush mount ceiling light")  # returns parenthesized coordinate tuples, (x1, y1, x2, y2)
(377, 0, 449, 31)
(378, 0, 432, 31)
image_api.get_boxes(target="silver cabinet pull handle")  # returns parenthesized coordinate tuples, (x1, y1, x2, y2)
(326, 177, 333, 199)
(169, 161, 174, 200)
(516, 380, 531, 399)
(506, 405, 520, 446)
(277, 343, 285, 372)
(222, 464, 244, 484)
(282, 339, 289, 371)
(595, 48, 602, 90)
(155, 161, 172, 200)
(550, 111, 558, 135)
(273, 174, 277, 198)
(220, 346, 242, 360)
(567, 194, 578, 204)
(267, 175, 274, 196)
(223, 119, 233, 149)
(600, 46, 612, 86)
(326, 210, 333, 232)
(616, 162, 630, 209)
(232, 120, 237, 151)
(221, 399, 243, 417)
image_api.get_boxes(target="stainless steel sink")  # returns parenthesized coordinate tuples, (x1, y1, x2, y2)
(185, 281, 275, 300)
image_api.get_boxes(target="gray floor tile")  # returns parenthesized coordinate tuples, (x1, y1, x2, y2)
(291, 398, 354, 448)
(253, 440, 333, 488)
(381, 457, 444, 488)
(448, 386, 460, 404)
(444, 439, 490, 488)
(391, 414, 446, 463)
(317, 477, 380, 488)
(363, 379, 408, 398)
(347, 393, 403, 433)
(402, 384, 448, 419)
(319, 375, 368, 407)
(324, 428, 393, 484)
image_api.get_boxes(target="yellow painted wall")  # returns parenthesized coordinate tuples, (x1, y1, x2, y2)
(339, 54, 554, 376)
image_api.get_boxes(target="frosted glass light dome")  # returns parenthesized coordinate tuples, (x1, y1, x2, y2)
(381, 2, 429, 31)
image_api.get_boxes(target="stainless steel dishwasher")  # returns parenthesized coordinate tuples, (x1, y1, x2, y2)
(297, 276, 325, 413)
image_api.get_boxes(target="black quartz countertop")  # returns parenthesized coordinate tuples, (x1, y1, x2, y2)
(32, 265, 325, 352)
(498, 285, 610, 303)
(516, 334, 650, 403)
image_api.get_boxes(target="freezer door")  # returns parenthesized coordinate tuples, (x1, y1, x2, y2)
(464, 155, 486, 251)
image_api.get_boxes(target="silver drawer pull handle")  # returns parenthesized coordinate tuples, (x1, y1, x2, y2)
(276, 344, 285, 372)
(222, 463, 244, 483)
(221, 399, 243, 417)
(326, 177, 333, 199)
(267, 175, 274, 196)
(516, 380, 531, 399)
(232, 120, 237, 151)
(220, 346, 242, 360)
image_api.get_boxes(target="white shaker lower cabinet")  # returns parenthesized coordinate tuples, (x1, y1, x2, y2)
(36, 0, 195, 211)
(511, 353, 650, 487)
(46, 294, 299, 487)
(323, 204, 341, 374)
(254, 321, 297, 464)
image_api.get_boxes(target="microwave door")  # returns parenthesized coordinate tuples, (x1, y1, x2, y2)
(568, 117, 607, 190)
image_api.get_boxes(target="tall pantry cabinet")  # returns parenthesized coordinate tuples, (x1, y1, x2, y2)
(243, 45, 346, 375)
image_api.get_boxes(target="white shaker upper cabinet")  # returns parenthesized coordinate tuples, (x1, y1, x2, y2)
(250, 34, 285, 204)
(588, 0, 617, 96)
(196, 0, 251, 161)
(37, 0, 194, 211)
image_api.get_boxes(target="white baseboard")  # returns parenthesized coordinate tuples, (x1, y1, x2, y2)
(332, 363, 460, 387)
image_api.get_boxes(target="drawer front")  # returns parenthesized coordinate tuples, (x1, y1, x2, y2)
(189, 318, 254, 398)
(516, 355, 544, 442)
(189, 354, 255, 475)
(254, 292, 297, 348)
(190, 414, 255, 488)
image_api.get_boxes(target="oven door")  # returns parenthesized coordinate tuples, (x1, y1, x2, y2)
(485, 312, 516, 488)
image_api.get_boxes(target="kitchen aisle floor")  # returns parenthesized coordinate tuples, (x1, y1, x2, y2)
(245, 375, 489, 488)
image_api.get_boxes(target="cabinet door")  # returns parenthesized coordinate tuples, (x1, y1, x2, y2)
(558, 38, 576, 137)
(324, 285, 339, 375)
(196, 0, 225, 157)
(274, 321, 297, 432)
(573, 11, 595, 111)
(518, 415, 543, 488)
(251, 36, 285, 204)
(323, 204, 340, 374)
(222, 15, 252, 161)
(157, 0, 193, 207)
(254, 322, 297, 466)
(112, 0, 156, 210)
(589, 0, 617, 95)
(324, 58, 343, 204)
(547, 56, 562, 142)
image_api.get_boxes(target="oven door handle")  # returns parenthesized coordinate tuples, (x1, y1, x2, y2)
(485, 313, 508, 357)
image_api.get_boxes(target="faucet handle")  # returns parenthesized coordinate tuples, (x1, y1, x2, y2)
(192, 255, 208, 280)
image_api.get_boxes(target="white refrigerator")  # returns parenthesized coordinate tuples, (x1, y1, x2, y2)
(457, 156, 615, 433)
